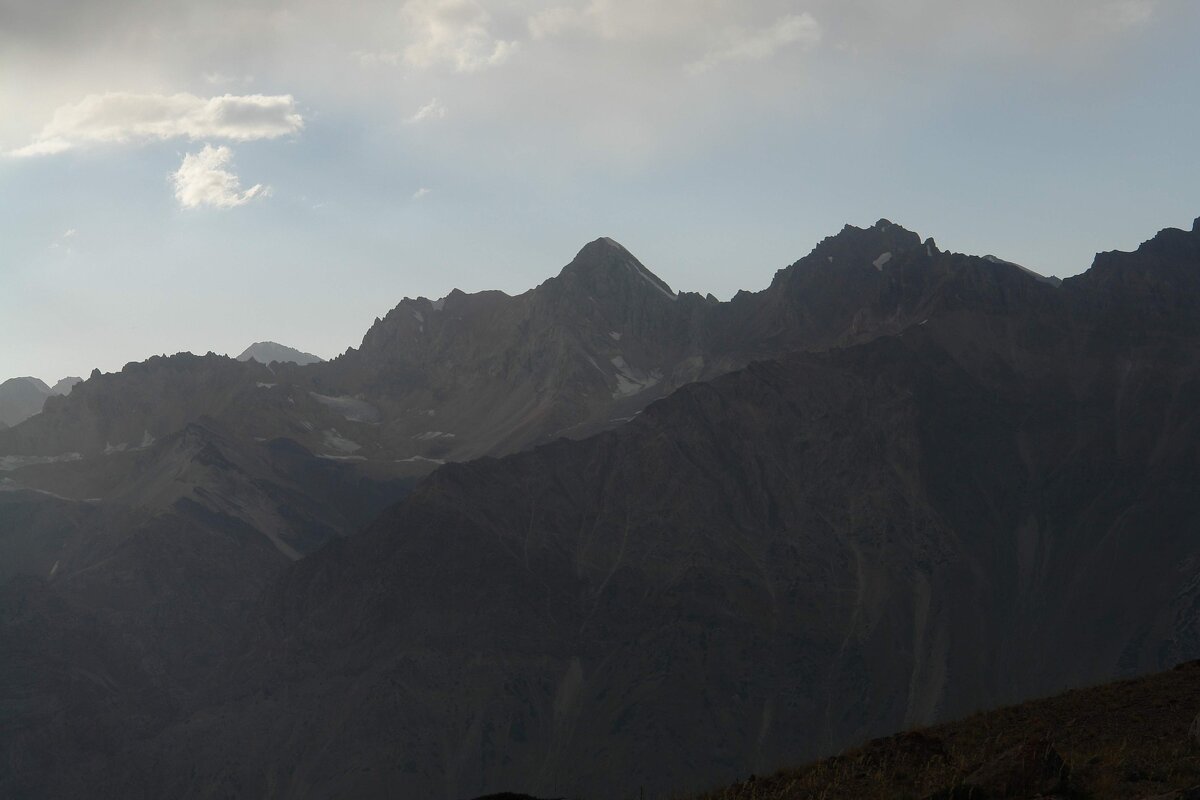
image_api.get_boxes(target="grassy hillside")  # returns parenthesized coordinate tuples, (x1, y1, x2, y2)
(690, 661, 1200, 800)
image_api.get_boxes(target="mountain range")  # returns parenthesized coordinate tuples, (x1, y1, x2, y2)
(2, 216, 1198, 798)
(0, 376, 81, 428)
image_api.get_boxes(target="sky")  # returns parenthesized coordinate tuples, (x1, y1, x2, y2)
(2, 0, 1199, 381)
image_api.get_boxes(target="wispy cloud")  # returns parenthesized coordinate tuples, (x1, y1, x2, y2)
(362, 0, 517, 73)
(1092, 0, 1157, 31)
(412, 187, 431, 200)
(9, 92, 302, 158)
(410, 97, 448, 123)
(171, 144, 268, 209)
(49, 228, 79, 254)
(686, 14, 822, 75)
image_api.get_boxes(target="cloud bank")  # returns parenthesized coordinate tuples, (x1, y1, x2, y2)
(359, 0, 517, 73)
(10, 92, 303, 157)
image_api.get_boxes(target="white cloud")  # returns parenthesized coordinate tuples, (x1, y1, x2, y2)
(687, 13, 822, 74)
(9, 139, 74, 158)
(1092, 0, 1156, 31)
(527, 6, 586, 40)
(202, 72, 256, 87)
(49, 228, 79, 253)
(399, 0, 518, 72)
(410, 97, 448, 122)
(412, 186, 431, 200)
(9, 92, 302, 157)
(171, 144, 267, 209)
(0, 0, 1177, 170)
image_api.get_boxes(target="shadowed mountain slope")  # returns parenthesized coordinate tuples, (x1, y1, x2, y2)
(3, 218, 1198, 799)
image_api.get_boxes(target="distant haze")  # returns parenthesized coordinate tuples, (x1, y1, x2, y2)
(236, 342, 324, 366)
(2, 1, 1199, 380)
(0, 376, 82, 427)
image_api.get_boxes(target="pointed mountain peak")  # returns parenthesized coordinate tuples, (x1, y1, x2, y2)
(4, 376, 52, 394)
(555, 237, 677, 301)
(237, 342, 323, 366)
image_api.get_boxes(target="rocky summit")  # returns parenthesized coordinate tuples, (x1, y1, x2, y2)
(2, 218, 1199, 799)
(236, 341, 325, 366)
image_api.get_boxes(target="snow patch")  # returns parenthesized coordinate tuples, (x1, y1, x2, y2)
(321, 429, 361, 453)
(609, 355, 663, 399)
(396, 455, 446, 465)
(873, 252, 893, 271)
(609, 331, 622, 341)
(0, 478, 84, 502)
(317, 454, 367, 461)
(412, 310, 424, 323)
(104, 442, 128, 455)
(413, 431, 455, 441)
(256, 382, 276, 388)
(310, 392, 381, 423)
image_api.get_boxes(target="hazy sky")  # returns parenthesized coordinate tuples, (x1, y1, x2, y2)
(3, 0, 1198, 380)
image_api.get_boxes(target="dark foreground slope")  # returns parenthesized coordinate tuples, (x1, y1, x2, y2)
(38, 219, 1198, 800)
(695, 660, 1200, 800)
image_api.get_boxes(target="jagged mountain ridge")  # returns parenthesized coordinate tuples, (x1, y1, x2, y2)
(0, 222, 1065, 469)
(0, 222, 1064, 566)
(5, 217, 1198, 799)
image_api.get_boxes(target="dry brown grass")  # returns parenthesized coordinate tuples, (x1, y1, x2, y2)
(686, 662, 1200, 800)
